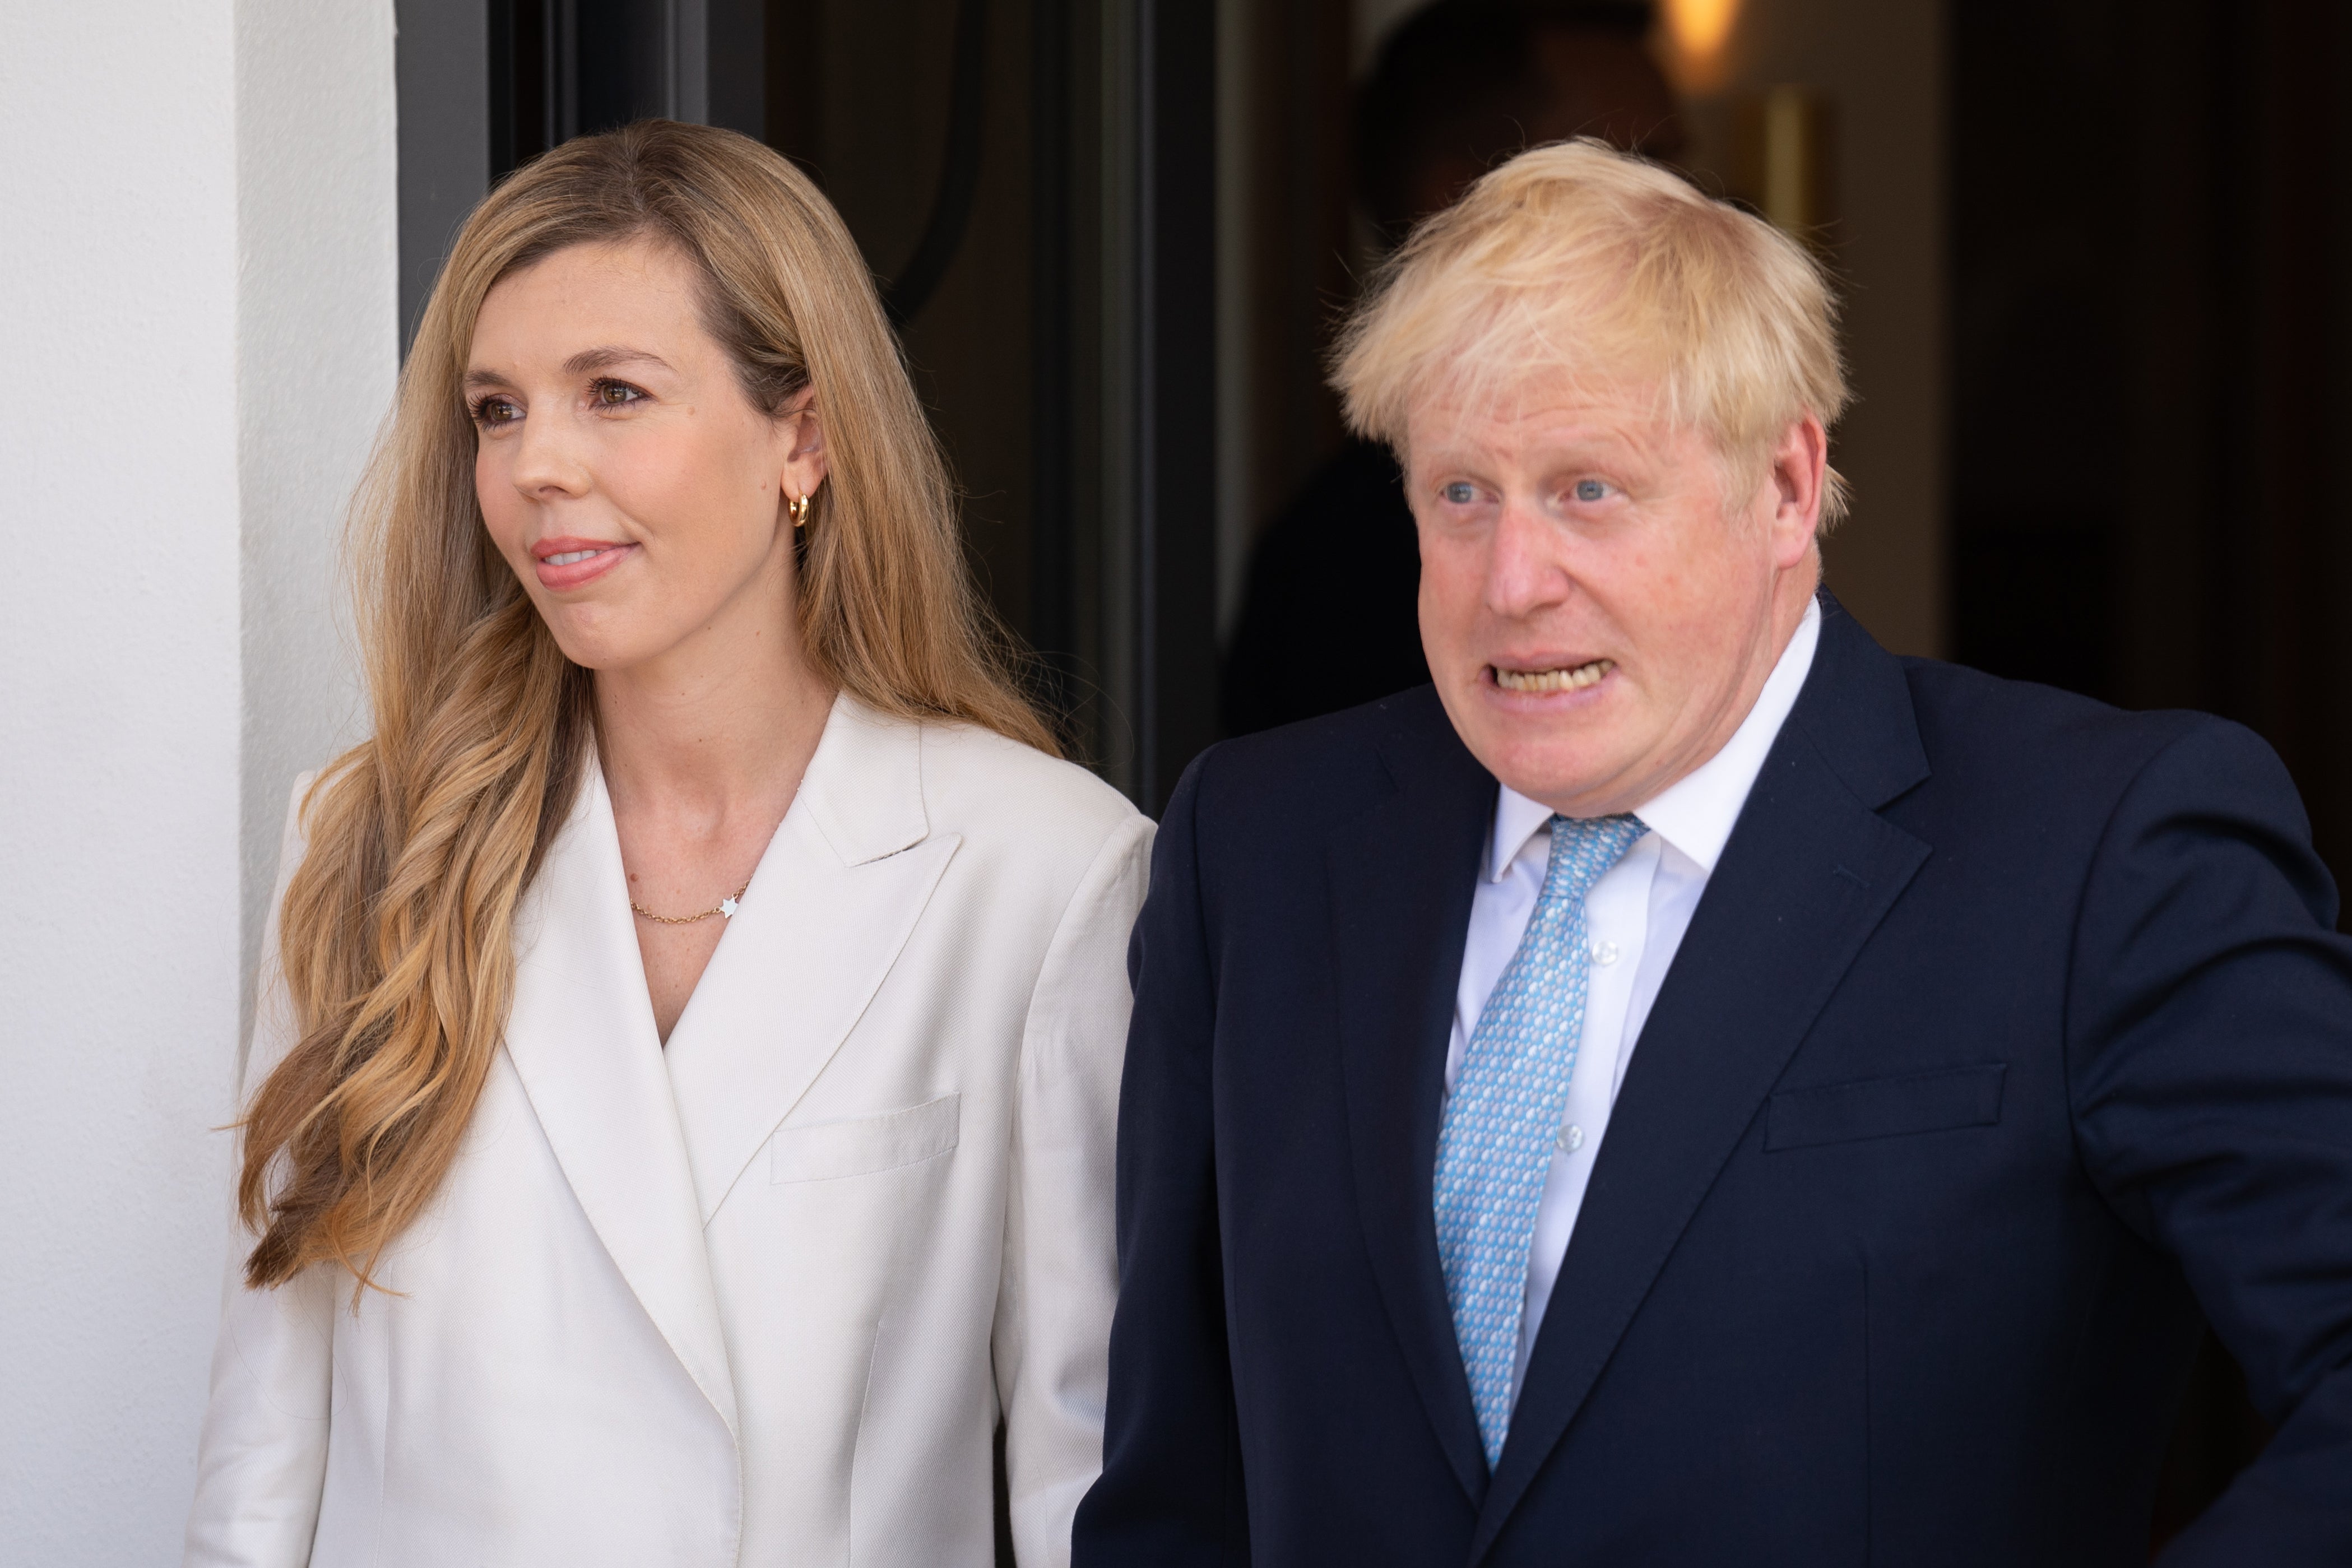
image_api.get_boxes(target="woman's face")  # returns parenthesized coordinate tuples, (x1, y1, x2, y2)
(465, 238, 825, 674)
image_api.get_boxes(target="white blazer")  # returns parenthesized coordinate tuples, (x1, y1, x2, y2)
(184, 697, 1152, 1568)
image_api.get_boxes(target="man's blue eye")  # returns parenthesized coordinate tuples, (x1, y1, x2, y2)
(1574, 479, 1609, 502)
(1441, 483, 1477, 504)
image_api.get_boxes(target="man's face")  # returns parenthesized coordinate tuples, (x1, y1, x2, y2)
(1408, 381, 1823, 817)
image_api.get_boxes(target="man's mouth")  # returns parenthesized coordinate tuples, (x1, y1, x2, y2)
(1493, 658, 1615, 694)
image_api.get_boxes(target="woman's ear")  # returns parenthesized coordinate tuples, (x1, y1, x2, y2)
(781, 395, 828, 498)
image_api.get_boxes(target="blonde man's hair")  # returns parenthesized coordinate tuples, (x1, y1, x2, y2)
(1333, 138, 1852, 527)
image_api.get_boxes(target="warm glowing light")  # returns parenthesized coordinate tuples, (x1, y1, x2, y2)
(1664, 0, 1742, 60)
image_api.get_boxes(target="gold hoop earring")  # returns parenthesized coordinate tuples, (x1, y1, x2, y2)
(790, 492, 813, 528)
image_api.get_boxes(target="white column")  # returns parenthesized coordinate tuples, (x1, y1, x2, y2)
(0, 1, 394, 1558)
(238, 0, 397, 1046)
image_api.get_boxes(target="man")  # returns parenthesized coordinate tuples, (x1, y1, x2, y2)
(1222, 0, 1684, 736)
(1076, 142, 2352, 1565)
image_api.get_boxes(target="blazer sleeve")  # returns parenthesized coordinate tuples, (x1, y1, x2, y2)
(993, 809, 1156, 1568)
(183, 776, 336, 1568)
(1070, 757, 1252, 1567)
(2063, 719, 2352, 1565)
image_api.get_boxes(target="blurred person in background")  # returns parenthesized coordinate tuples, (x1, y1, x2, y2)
(1222, 0, 1684, 737)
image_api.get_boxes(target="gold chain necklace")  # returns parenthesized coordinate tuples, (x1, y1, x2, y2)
(629, 878, 752, 925)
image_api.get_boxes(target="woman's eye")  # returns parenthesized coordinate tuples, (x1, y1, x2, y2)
(1440, 481, 1478, 505)
(471, 396, 521, 426)
(593, 380, 644, 407)
(1572, 478, 1611, 503)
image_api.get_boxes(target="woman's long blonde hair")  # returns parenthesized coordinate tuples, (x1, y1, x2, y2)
(239, 120, 1052, 1292)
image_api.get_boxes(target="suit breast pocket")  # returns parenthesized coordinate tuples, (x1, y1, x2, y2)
(1765, 1064, 2006, 1152)
(769, 1093, 962, 1184)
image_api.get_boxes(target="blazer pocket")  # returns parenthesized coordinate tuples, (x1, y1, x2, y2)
(770, 1093, 961, 1184)
(1765, 1064, 2006, 1152)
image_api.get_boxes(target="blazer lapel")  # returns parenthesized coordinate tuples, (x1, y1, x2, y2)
(1328, 692, 1498, 1506)
(1468, 599, 1933, 1562)
(503, 763, 741, 1438)
(663, 697, 958, 1221)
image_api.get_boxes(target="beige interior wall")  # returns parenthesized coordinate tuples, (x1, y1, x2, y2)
(1664, 0, 1949, 656)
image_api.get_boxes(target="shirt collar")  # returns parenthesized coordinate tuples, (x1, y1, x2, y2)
(1487, 596, 1823, 882)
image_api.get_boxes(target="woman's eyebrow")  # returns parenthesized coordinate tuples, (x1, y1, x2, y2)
(562, 346, 675, 377)
(460, 348, 676, 392)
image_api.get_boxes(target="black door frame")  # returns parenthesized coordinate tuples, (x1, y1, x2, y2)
(396, 0, 1221, 815)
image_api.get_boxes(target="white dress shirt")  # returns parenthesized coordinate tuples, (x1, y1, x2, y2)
(1444, 597, 1821, 1399)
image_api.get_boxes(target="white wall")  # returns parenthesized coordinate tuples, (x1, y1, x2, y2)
(239, 0, 397, 1030)
(0, 2, 393, 1558)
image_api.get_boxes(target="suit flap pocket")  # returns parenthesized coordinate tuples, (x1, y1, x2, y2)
(1766, 1064, 2006, 1152)
(770, 1093, 961, 1183)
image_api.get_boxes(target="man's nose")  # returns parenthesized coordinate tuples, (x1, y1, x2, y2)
(1482, 499, 1569, 618)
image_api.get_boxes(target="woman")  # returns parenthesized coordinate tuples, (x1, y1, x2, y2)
(185, 121, 1149, 1567)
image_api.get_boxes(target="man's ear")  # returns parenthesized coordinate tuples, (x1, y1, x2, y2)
(1767, 414, 1828, 568)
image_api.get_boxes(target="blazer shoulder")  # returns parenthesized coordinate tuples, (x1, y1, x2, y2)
(1191, 685, 1468, 828)
(1899, 656, 2221, 783)
(918, 720, 1151, 862)
(1890, 657, 2306, 853)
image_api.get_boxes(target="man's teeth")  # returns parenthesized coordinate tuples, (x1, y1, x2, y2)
(544, 549, 606, 567)
(1495, 659, 1613, 693)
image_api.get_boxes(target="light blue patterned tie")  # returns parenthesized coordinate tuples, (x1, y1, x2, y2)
(1434, 811, 1646, 1468)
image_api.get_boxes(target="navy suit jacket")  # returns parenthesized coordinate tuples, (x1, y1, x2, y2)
(1073, 596, 2352, 1566)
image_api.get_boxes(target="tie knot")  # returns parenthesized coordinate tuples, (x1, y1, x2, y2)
(1541, 813, 1645, 907)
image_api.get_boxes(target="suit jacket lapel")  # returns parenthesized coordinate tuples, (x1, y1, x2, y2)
(503, 763, 741, 1439)
(1468, 599, 1932, 1562)
(1328, 692, 1497, 1506)
(663, 697, 957, 1221)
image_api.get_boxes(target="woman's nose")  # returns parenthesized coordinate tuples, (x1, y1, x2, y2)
(506, 412, 592, 499)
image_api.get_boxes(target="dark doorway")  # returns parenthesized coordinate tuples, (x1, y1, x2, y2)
(1948, 0, 2352, 1547)
(1948, 0, 2352, 889)
(756, 0, 1219, 809)
(491, 0, 675, 177)
(415, 0, 1221, 810)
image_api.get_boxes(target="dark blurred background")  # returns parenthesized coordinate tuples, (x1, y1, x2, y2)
(394, 0, 2349, 1548)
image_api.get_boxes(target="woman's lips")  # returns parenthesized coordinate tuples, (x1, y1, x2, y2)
(532, 539, 636, 591)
